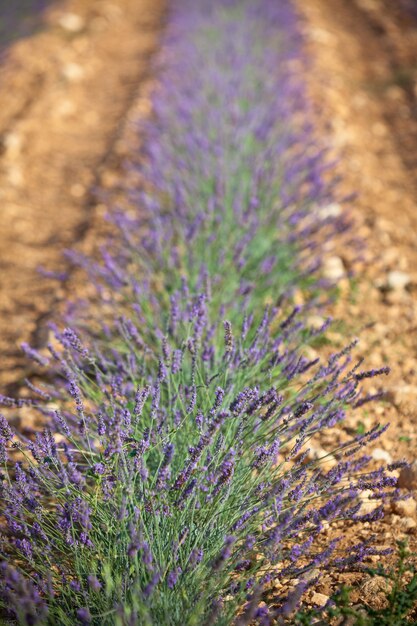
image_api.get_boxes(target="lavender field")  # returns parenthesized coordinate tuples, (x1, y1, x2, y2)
(0, 0, 416, 624)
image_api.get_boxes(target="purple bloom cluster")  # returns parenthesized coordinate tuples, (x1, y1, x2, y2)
(0, 0, 397, 624)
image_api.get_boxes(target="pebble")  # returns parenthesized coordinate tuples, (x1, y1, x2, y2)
(371, 448, 392, 464)
(306, 315, 326, 330)
(387, 270, 411, 290)
(323, 256, 345, 281)
(58, 13, 85, 33)
(307, 445, 337, 470)
(62, 63, 85, 82)
(7, 165, 24, 187)
(310, 592, 329, 607)
(362, 575, 389, 595)
(358, 489, 378, 515)
(398, 461, 417, 490)
(386, 385, 417, 408)
(393, 498, 417, 517)
(3, 132, 23, 158)
(305, 568, 321, 581)
(55, 99, 77, 118)
(393, 514, 417, 532)
(402, 517, 417, 532)
(319, 202, 342, 218)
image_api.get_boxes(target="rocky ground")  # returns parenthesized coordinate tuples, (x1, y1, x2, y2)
(296, 0, 417, 610)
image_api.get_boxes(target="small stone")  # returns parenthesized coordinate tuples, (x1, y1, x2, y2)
(305, 569, 321, 581)
(58, 13, 85, 33)
(386, 385, 417, 409)
(62, 63, 85, 82)
(320, 520, 330, 534)
(319, 203, 342, 218)
(306, 315, 325, 330)
(402, 517, 417, 532)
(310, 592, 329, 607)
(393, 498, 417, 518)
(307, 446, 337, 470)
(362, 576, 390, 595)
(398, 461, 417, 490)
(3, 132, 23, 158)
(358, 489, 378, 515)
(371, 448, 392, 464)
(55, 99, 77, 118)
(323, 256, 345, 281)
(387, 270, 411, 291)
(7, 165, 24, 186)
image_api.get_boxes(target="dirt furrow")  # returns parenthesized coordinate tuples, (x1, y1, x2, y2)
(297, 0, 417, 605)
(0, 0, 164, 391)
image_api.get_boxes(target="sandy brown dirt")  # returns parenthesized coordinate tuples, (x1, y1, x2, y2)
(296, 0, 417, 610)
(0, 0, 164, 391)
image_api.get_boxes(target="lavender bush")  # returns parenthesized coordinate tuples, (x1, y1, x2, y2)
(0, 1, 400, 624)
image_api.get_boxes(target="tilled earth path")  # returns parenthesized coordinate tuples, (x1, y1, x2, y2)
(0, 0, 164, 391)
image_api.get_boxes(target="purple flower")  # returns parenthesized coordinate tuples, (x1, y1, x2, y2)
(87, 575, 102, 592)
(77, 607, 91, 625)
(223, 320, 234, 354)
(354, 366, 390, 381)
(212, 536, 236, 571)
(167, 567, 182, 589)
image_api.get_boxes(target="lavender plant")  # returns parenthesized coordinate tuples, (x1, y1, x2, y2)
(0, 0, 399, 624)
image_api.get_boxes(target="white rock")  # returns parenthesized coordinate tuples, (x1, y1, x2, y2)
(319, 202, 342, 218)
(58, 13, 85, 33)
(387, 270, 411, 291)
(387, 385, 417, 408)
(305, 569, 321, 581)
(55, 99, 77, 118)
(358, 489, 379, 515)
(3, 132, 23, 158)
(310, 592, 329, 607)
(393, 498, 417, 518)
(398, 461, 417, 490)
(371, 448, 393, 464)
(62, 63, 85, 82)
(7, 165, 24, 187)
(323, 256, 345, 281)
(402, 517, 417, 531)
(308, 446, 337, 470)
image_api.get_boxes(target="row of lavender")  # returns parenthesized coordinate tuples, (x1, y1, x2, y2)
(0, 1, 399, 624)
